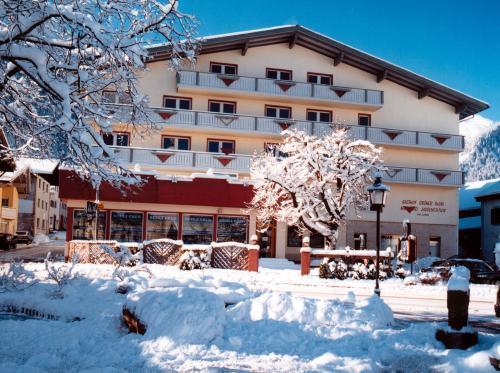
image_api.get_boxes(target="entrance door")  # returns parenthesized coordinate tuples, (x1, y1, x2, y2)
(257, 221, 276, 258)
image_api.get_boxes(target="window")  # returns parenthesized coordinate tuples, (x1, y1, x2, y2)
(354, 233, 367, 250)
(265, 105, 291, 119)
(266, 68, 292, 81)
(358, 114, 371, 126)
(102, 91, 132, 104)
(216, 216, 248, 243)
(307, 73, 333, 85)
(491, 208, 500, 225)
(38, 179, 41, 188)
(102, 132, 129, 147)
(307, 109, 332, 123)
(162, 136, 190, 150)
(72, 210, 106, 240)
(287, 226, 325, 248)
(182, 214, 214, 244)
(208, 100, 236, 114)
(163, 96, 192, 110)
(429, 236, 441, 257)
(381, 234, 399, 254)
(42, 220, 45, 229)
(1, 198, 8, 207)
(50, 217, 53, 225)
(36, 218, 40, 228)
(210, 62, 238, 75)
(146, 213, 179, 240)
(207, 139, 235, 154)
(110, 211, 143, 242)
(37, 199, 40, 208)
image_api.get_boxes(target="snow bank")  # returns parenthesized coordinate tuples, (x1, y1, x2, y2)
(33, 234, 51, 244)
(125, 287, 225, 344)
(448, 266, 470, 292)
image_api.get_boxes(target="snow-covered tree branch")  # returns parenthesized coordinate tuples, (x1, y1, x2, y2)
(0, 0, 197, 186)
(250, 128, 383, 247)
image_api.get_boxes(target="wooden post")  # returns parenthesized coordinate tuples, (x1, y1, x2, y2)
(300, 236, 311, 276)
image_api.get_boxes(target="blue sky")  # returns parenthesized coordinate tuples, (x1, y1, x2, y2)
(181, 0, 500, 120)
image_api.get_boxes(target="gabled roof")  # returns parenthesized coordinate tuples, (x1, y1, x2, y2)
(148, 25, 489, 119)
(459, 178, 500, 210)
(475, 179, 500, 201)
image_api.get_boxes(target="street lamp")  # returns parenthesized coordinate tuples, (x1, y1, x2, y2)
(368, 173, 390, 296)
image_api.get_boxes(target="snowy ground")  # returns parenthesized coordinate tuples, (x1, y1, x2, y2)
(0, 232, 66, 262)
(0, 262, 498, 372)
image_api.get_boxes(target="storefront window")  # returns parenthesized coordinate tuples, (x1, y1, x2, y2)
(72, 210, 106, 240)
(216, 216, 248, 243)
(381, 234, 399, 253)
(110, 211, 143, 242)
(287, 226, 325, 248)
(146, 213, 179, 240)
(182, 214, 213, 244)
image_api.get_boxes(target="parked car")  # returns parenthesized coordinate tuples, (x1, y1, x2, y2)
(431, 258, 500, 284)
(0, 233, 17, 250)
(15, 230, 33, 245)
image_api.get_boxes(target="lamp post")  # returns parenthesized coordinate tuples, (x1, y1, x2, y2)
(368, 173, 390, 296)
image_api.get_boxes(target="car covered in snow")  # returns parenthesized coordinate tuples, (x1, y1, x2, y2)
(15, 231, 33, 245)
(431, 258, 499, 284)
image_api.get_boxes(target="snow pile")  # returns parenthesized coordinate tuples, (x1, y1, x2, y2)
(228, 292, 393, 332)
(125, 287, 225, 344)
(33, 234, 51, 244)
(448, 266, 470, 291)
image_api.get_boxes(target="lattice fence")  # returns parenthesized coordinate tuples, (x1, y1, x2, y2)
(142, 239, 183, 265)
(211, 243, 249, 270)
(67, 240, 119, 264)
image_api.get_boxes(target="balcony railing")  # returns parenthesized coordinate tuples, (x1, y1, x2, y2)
(0, 207, 17, 220)
(107, 105, 464, 151)
(111, 146, 464, 186)
(177, 70, 384, 107)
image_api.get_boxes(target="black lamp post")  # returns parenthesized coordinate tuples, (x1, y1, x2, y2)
(368, 173, 390, 296)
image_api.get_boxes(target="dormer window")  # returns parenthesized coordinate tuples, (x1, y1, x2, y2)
(210, 62, 238, 75)
(208, 100, 236, 114)
(307, 73, 333, 85)
(266, 68, 292, 81)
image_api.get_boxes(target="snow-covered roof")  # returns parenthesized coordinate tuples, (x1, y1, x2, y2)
(459, 178, 500, 210)
(15, 158, 59, 175)
(459, 216, 481, 230)
(475, 179, 500, 200)
(0, 164, 29, 183)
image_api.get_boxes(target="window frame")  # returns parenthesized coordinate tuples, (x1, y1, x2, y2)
(109, 210, 144, 243)
(207, 138, 236, 154)
(181, 213, 214, 245)
(207, 99, 237, 114)
(354, 233, 367, 250)
(1, 198, 8, 207)
(307, 72, 333, 86)
(162, 95, 192, 110)
(146, 212, 180, 240)
(264, 104, 292, 119)
(358, 113, 372, 127)
(209, 61, 239, 75)
(216, 214, 249, 243)
(306, 109, 333, 123)
(161, 135, 191, 151)
(265, 67, 293, 81)
(102, 131, 130, 147)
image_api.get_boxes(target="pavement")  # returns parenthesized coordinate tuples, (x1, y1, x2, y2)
(0, 240, 66, 262)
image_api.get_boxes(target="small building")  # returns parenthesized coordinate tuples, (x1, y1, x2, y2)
(49, 186, 67, 231)
(0, 129, 19, 235)
(459, 178, 500, 264)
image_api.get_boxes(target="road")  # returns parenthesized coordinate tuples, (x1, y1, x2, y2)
(0, 240, 65, 262)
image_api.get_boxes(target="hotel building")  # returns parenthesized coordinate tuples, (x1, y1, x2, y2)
(59, 26, 489, 261)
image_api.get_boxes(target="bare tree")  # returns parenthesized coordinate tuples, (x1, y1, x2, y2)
(250, 128, 383, 247)
(0, 0, 197, 185)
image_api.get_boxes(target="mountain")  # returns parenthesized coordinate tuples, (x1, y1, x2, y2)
(459, 115, 500, 182)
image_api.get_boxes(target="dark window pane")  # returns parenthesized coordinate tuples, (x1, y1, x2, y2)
(116, 134, 129, 147)
(266, 107, 277, 117)
(216, 216, 247, 243)
(179, 99, 190, 110)
(280, 71, 291, 80)
(310, 232, 324, 248)
(267, 70, 278, 79)
(110, 211, 143, 242)
(182, 215, 213, 244)
(307, 111, 317, 121)
(163, 137, 174, 149)
(279, 108, 290, 119)
(209, 102, 220, 112)
(102, 133, 114, 145)
(222, 142, 234, 152)
(358, 115, 370, 126)
(320, 76, 332, 85)
(225, 65, 236, 75)
(211, 64, 222, 73)
(164, 98, 177, 108)
(178, 138, 189, 150)
(307, 75, 318, 84)
(223, 103, 235, 114)
(208, 141, 219, 153)
(319, 112, 331, 122)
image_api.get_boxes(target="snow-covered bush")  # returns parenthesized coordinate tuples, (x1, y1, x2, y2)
(179, 250, 210, 271)
(319, 258, 332, 279)
(403, 275, 419, 286)
(44, 252, 78, 298)
(0, 260, 37, 292)
(395, 265, 410, 279)
(102, 244, 142, 281)
(418, 271, 441, 285)
(331, 259, 348, 280)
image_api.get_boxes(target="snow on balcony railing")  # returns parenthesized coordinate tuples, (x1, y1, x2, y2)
(177, 70, 384, 106)
(104, 105, 464, 151)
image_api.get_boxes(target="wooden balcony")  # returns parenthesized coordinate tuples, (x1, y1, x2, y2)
(177, 70, 383, 109)
(110, 146, 464, 186)
(108, 105, 464, 152)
